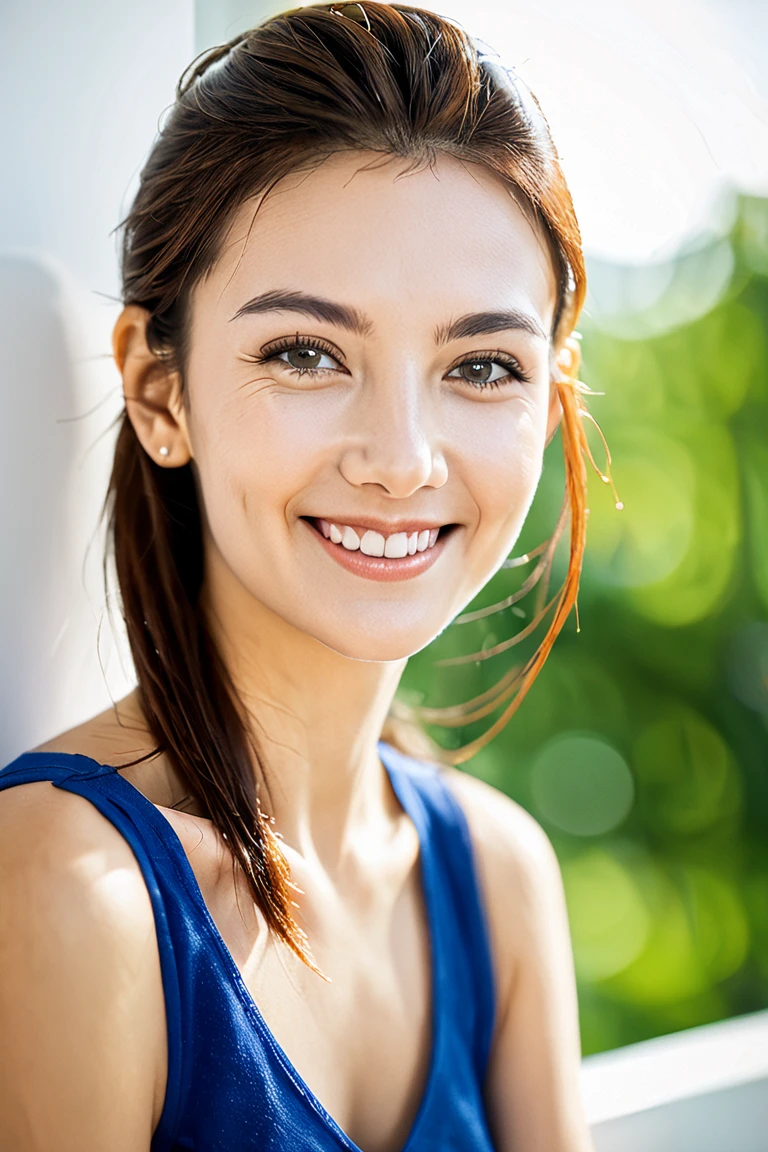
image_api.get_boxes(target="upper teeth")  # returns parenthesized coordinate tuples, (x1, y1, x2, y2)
(321, 521, 440, 557)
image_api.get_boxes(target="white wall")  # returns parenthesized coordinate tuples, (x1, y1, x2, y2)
(195, 0, 282, 48)
(0, 0, 194, 763)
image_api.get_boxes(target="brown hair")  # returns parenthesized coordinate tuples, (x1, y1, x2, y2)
(106, 0, 594, 969)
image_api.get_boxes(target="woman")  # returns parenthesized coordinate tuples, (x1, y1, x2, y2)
(0, 4, 602, 1149)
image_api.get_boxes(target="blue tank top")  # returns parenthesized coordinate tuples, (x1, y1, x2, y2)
(0, 741, 497, 1151)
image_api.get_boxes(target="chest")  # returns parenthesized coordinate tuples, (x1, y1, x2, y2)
(164, 808, 435, 1152)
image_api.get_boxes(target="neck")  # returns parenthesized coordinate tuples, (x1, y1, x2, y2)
(200, 561, 407, 864)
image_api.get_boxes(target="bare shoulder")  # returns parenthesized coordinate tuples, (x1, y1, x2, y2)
(0, 774, 151, 893)
(440, 766, 566, 1007)
(441, 764, 561, 893)
(0, 777, 162, 983)
(0, 779, 167, 1149)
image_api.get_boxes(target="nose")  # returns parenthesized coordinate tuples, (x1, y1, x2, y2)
(338, 366, 448, 498)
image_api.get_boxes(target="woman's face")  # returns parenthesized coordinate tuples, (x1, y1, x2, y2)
(180, 151, 560, 662)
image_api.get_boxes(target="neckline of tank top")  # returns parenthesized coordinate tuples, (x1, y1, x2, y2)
(9, 742, 449, 1152)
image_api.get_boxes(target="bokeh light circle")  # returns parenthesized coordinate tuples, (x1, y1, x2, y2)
(530, 732, 635, 836)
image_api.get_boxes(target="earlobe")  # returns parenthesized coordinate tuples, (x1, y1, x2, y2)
(112, 304, 192, 467)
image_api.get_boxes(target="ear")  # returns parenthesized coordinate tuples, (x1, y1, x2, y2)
(544, 379, 563, 447)
(112, 305, 193, 467)
(545, 334, 582, 447)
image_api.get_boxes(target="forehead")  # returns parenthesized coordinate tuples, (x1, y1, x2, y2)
(197, 151, 558, 333)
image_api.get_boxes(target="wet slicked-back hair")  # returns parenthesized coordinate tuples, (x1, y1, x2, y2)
(108, 2, 591, 968)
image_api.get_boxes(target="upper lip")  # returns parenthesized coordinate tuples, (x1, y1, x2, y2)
(304, 515, 452, 536)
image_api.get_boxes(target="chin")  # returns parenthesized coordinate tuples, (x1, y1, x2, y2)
(307, 613, 447, 664)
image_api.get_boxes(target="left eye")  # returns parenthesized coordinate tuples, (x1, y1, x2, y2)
(277, 346, 339, 372)
(447, 358, 521, 386)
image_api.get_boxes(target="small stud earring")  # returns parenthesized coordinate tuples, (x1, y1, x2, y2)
(159, 446, 170, 458)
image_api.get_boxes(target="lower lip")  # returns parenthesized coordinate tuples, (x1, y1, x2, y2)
(302, 520, 453, 582)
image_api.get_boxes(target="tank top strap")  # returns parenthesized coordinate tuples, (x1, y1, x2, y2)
(0, 751, 190, 1146)
(377, 741, 497, 1082)
(0, 751, 203, 892)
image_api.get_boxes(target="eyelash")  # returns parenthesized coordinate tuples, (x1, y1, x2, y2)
(448, 349, 533, 389)
(252, 334, 344, 376)
(251, 335, 533, 389)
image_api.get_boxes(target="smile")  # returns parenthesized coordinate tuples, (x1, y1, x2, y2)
(318, 519, 440, 557)
(302, 517, 456, 582)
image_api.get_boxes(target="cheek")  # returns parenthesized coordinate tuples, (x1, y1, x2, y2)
(188, 386, 331, 550)
(461, 400, 547, 567)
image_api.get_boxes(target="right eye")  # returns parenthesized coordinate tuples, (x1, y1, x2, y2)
(275, 345, 341, 372)
(253, 334, 347, 378)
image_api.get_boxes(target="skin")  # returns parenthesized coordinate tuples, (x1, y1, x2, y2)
(0, 151, 593, 1151)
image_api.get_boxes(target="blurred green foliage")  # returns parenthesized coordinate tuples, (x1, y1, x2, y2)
(400, 192, 768, 1055)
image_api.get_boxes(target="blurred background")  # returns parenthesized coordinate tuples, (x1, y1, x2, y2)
(1, 0, 766, 1067)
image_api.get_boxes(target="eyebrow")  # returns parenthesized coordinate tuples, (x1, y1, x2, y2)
(229, 290, 372, 335)
(229, 289, 548, 344)
(434, 309, 548, 345)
